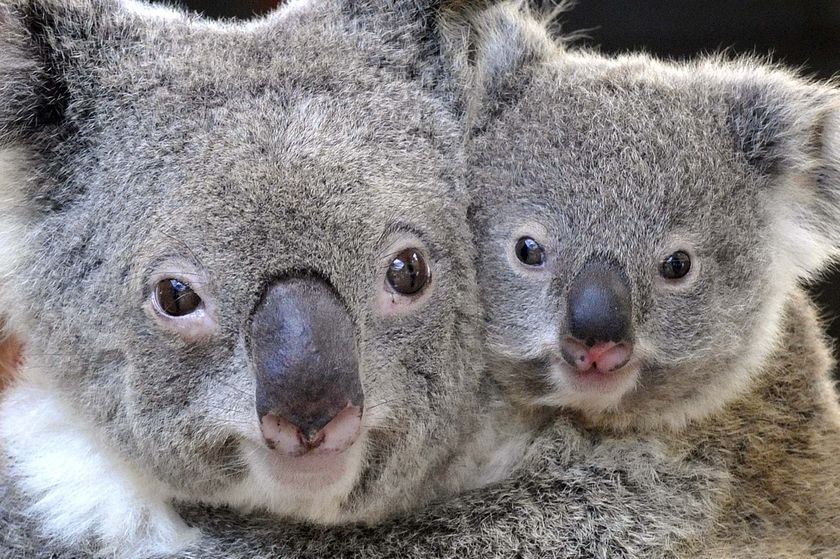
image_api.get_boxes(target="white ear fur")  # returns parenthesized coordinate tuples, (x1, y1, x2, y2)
(119, 0, 182, 20)
(771, 101, 840, 282)
(464, 4, 557, 126)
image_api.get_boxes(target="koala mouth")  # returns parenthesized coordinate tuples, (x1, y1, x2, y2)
(549, 341, 640, 395)
(560, 340, 634, 377)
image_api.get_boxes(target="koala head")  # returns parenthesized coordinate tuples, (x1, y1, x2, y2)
(0, 0, 479, 525)
(465, 6, 840, 431)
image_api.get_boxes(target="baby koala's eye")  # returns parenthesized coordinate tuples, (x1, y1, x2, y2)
(659, 251, 692, 280)
(154, 278, 203, 316)
(386, 248, 431, 295)
(515, 237, 545, 266)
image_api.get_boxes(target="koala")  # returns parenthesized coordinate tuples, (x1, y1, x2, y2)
(0, 0, 496, 555)
(0, 1, 729, 558)
(463, 3, 840, 555)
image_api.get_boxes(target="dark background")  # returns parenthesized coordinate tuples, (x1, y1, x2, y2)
(170, 0, 840, 371)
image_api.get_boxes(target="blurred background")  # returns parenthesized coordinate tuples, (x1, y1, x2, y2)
(166, 0, 840, 373)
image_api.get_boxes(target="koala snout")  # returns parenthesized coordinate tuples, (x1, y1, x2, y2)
(561, 260, 635, 373)
(249, 277, 363, 456)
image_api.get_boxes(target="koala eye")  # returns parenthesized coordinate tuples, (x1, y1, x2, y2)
(386, 248, 431, 295)
(154, 278, 203, 316)
(659, 251, 692, 280)
(515, 237, 545, 266)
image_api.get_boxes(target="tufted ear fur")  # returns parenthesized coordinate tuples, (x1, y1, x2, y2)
(0, 1, 132, 146)
(455, 2, 557, 131)
(727, 71, 840, 281)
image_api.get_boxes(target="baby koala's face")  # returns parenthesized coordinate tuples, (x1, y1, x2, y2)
(470, 51, 840, 430)
(0, 1, 475, 523)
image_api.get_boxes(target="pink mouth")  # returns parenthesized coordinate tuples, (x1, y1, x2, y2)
(257, 405, 364, 486)
(560, 339, 634, 374)
(260, 405, 362, 457)
(557, 339, 637, 391)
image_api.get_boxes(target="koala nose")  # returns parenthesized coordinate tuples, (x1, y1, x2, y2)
(249, 277, 363, 456)
(561, 260, 635, 373)
(567, 260, 634, 344)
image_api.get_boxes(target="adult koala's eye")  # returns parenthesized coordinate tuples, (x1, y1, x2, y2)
(386, 248, 430, 295)
(659, 251, 692, 280)
(515, 237, 545, 266)
(154, 279, 203, 316)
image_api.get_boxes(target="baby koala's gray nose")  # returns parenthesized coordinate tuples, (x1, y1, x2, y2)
(566, 259, 634, 346)
(249, 277, 363, 456)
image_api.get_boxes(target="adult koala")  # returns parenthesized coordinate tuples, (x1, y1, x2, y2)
(0, 1, 723, 558)
(0, 0, 488, 555)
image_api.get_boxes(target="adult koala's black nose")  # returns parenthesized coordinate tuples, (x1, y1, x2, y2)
(566, 259, 634, 346)
(249, 277, 363, 456)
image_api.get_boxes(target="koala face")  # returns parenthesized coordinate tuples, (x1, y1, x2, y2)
(0, 0, 477, 524)
(466, 9, 840, 430)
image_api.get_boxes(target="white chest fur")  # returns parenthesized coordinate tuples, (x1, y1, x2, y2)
(0, 380, 198, 558)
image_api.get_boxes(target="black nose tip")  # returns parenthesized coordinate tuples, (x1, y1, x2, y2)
(567, 260, 634, 346)
(249, 277, 363, 440)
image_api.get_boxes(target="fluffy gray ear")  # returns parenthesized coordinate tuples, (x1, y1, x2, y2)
(457, 2, 557, 131)
(0, 0, 106, 146)
(0, 0, 180, 149)
(729, 72, 840, 278)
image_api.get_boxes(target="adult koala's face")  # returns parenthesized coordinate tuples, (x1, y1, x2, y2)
(467, 14, 840, 431)
(0, 0, 476, 522)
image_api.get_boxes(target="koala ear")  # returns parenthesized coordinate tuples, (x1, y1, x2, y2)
(729, 72, 840, 278)
(456, 2, 557, 131)
(0, 0, 177, 148)
(0, 0, 103, 146)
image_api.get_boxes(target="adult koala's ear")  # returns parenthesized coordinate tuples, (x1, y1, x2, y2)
(727, 68, 840, 280)
(0, 0, 124, 146)
(0, 0, 175, 191)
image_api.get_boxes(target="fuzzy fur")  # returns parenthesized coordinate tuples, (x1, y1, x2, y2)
(7, 0, 837, 557)
(463, 3, 840, 555)
(464, 3, 840, 429)
(0, 0, 485, 554)
(0, 1, 733, 557)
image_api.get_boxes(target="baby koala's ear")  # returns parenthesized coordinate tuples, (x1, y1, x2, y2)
(728, 68, 840, 280)
(455, 2, 557, 130)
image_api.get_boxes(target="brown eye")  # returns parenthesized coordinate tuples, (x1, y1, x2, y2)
(659, 251, 692, 280)
(386, 248, 430, 295)
(154, 279, 202, 316)
(515, 237, 545, 266)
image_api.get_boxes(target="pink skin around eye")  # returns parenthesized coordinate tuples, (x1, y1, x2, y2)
(145, 266, 219, 342)
(374, 242, 435, 317)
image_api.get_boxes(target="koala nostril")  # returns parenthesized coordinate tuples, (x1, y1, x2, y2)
(260, 404, 363, 456)
(560, 337, 635, 374)
(567, 260, 634, 345)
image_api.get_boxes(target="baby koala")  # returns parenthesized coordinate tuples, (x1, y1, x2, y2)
(465, 3, 840, 554)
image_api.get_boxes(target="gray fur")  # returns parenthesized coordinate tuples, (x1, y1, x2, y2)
(0, 0, 488, 552)
(464, 3, 840, 430)
(0, 1, 730, 558)
(462, 3, 840, 555)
